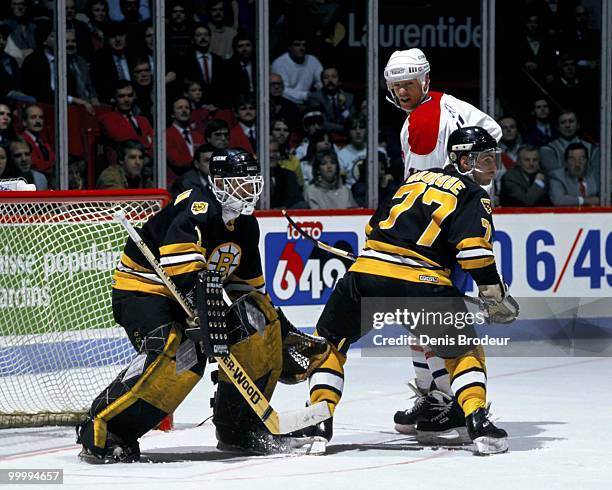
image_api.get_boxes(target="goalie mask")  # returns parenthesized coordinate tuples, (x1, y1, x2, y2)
(383, 48, 430, 111)
(208, 148, 263, 217)
(447, 127, 501, 186)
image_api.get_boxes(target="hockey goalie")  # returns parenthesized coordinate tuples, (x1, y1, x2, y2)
(76, 148, 330, 463)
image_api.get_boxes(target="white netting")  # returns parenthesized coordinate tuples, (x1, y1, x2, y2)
(0, 191, 168, 427)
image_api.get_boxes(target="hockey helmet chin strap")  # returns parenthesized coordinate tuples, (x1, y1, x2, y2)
(209, 175, 263, 221)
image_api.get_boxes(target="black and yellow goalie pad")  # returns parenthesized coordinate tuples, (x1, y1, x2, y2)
(220, 291, 283, 399)
(221, 292, 331, 394)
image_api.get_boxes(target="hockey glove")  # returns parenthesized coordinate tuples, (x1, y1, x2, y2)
(478, 281, 519, 324)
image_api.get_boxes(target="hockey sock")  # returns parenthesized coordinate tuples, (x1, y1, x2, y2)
(425, 351, 452, 395)
(444, 346, 487, 417)
(410, 345, 434, 392)
(309, 343, 346, 415)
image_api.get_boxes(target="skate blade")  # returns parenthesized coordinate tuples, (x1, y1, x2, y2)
(394, 423, 417, 435)
(473, 436, 509, 455)
(416, 427, 470, 445)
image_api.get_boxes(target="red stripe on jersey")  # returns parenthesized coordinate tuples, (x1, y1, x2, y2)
(407, 91, 443, 155)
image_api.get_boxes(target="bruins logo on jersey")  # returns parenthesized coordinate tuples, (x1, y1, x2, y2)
(191, 201, 209, 215)
(207, 243, 242, 278)
(480, 198, 492, 215)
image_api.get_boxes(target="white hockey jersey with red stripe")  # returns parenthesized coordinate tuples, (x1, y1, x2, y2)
(400, 91, 502, 178)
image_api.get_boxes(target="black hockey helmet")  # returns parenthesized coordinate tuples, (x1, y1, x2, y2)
(447, 127, 498, 162)
(209, 147, 260, 177)
(208, 148, 263, 216)
(447, 126, 501, 181)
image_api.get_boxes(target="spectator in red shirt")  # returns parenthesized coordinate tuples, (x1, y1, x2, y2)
(229, 95, 256, 154)
(18, 104, 55, 175)
(166, 96, 205, 185)
(98, 80, 153, 158)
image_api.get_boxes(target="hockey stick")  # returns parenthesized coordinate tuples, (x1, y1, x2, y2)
(114, 211, 331, 434)
(282, 210, 484, 309)
(282, 210, 356, 261)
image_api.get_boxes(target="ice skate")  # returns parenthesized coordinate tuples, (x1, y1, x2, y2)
(415, 390, 469, 445)
(466, 406, 508, 455)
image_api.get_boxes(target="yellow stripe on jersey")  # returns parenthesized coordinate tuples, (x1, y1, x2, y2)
(457, 237, 493, 251)
(458, 256, 496, 270)
(112, 270, 175, 299)
(365, 222, 373, 237)
(163, 261, 206, 277)
(365, 239, 443, 268)
(159, 242, 207, 257)
(120, 253, 153, 273)
(349, 257, 452, 286)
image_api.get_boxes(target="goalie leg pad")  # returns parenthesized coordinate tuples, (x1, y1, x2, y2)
(214, 291, 283, 440)
(81, 323, 204, 456)
(220, 291, 283, 398)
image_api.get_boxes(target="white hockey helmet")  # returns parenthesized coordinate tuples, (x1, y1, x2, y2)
(383, 48, 430, 110)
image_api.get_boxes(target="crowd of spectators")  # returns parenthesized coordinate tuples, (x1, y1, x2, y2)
(0, 0, 605, 210)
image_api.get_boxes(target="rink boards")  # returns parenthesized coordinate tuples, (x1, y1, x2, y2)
(2, 208, 612, 375)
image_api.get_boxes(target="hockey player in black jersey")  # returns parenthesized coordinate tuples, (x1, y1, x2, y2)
(306, 127, 518, 454)
(77, 148, 328, 463)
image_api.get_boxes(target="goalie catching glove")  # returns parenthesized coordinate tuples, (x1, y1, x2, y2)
(478, 281, 519, 324)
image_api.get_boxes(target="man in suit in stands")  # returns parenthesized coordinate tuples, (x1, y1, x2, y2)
(500, 145, 551, 207)
(18, 104, 55, 175)
(166, 97, 205, 184)
(179, 23, 231, 109)
(540, 111, 599, 178)
(269, 72, 301, 133)
(549, 142, 599, 207)
(226, 30, 255, 102)
(66, 29, 99, 115)
(98, 80, 153, 157)
(306, 66, 354, 134)
(21, 21, 56, 104)
(91, 22, 133, 104)
(229, 96, 257, 155)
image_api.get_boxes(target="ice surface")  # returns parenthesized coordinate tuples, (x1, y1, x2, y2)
(1, 353, 610, 489)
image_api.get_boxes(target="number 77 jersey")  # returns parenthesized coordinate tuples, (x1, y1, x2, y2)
(351, 166, 501, 287)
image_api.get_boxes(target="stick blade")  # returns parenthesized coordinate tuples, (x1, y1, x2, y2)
(278, 401, 332, 434)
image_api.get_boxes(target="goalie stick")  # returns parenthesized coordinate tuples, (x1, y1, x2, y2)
(282, 210, 356, 261)
(114, 211, 331, 435)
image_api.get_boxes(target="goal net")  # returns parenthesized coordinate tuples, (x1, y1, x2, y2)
(0, 189, 170, 428)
